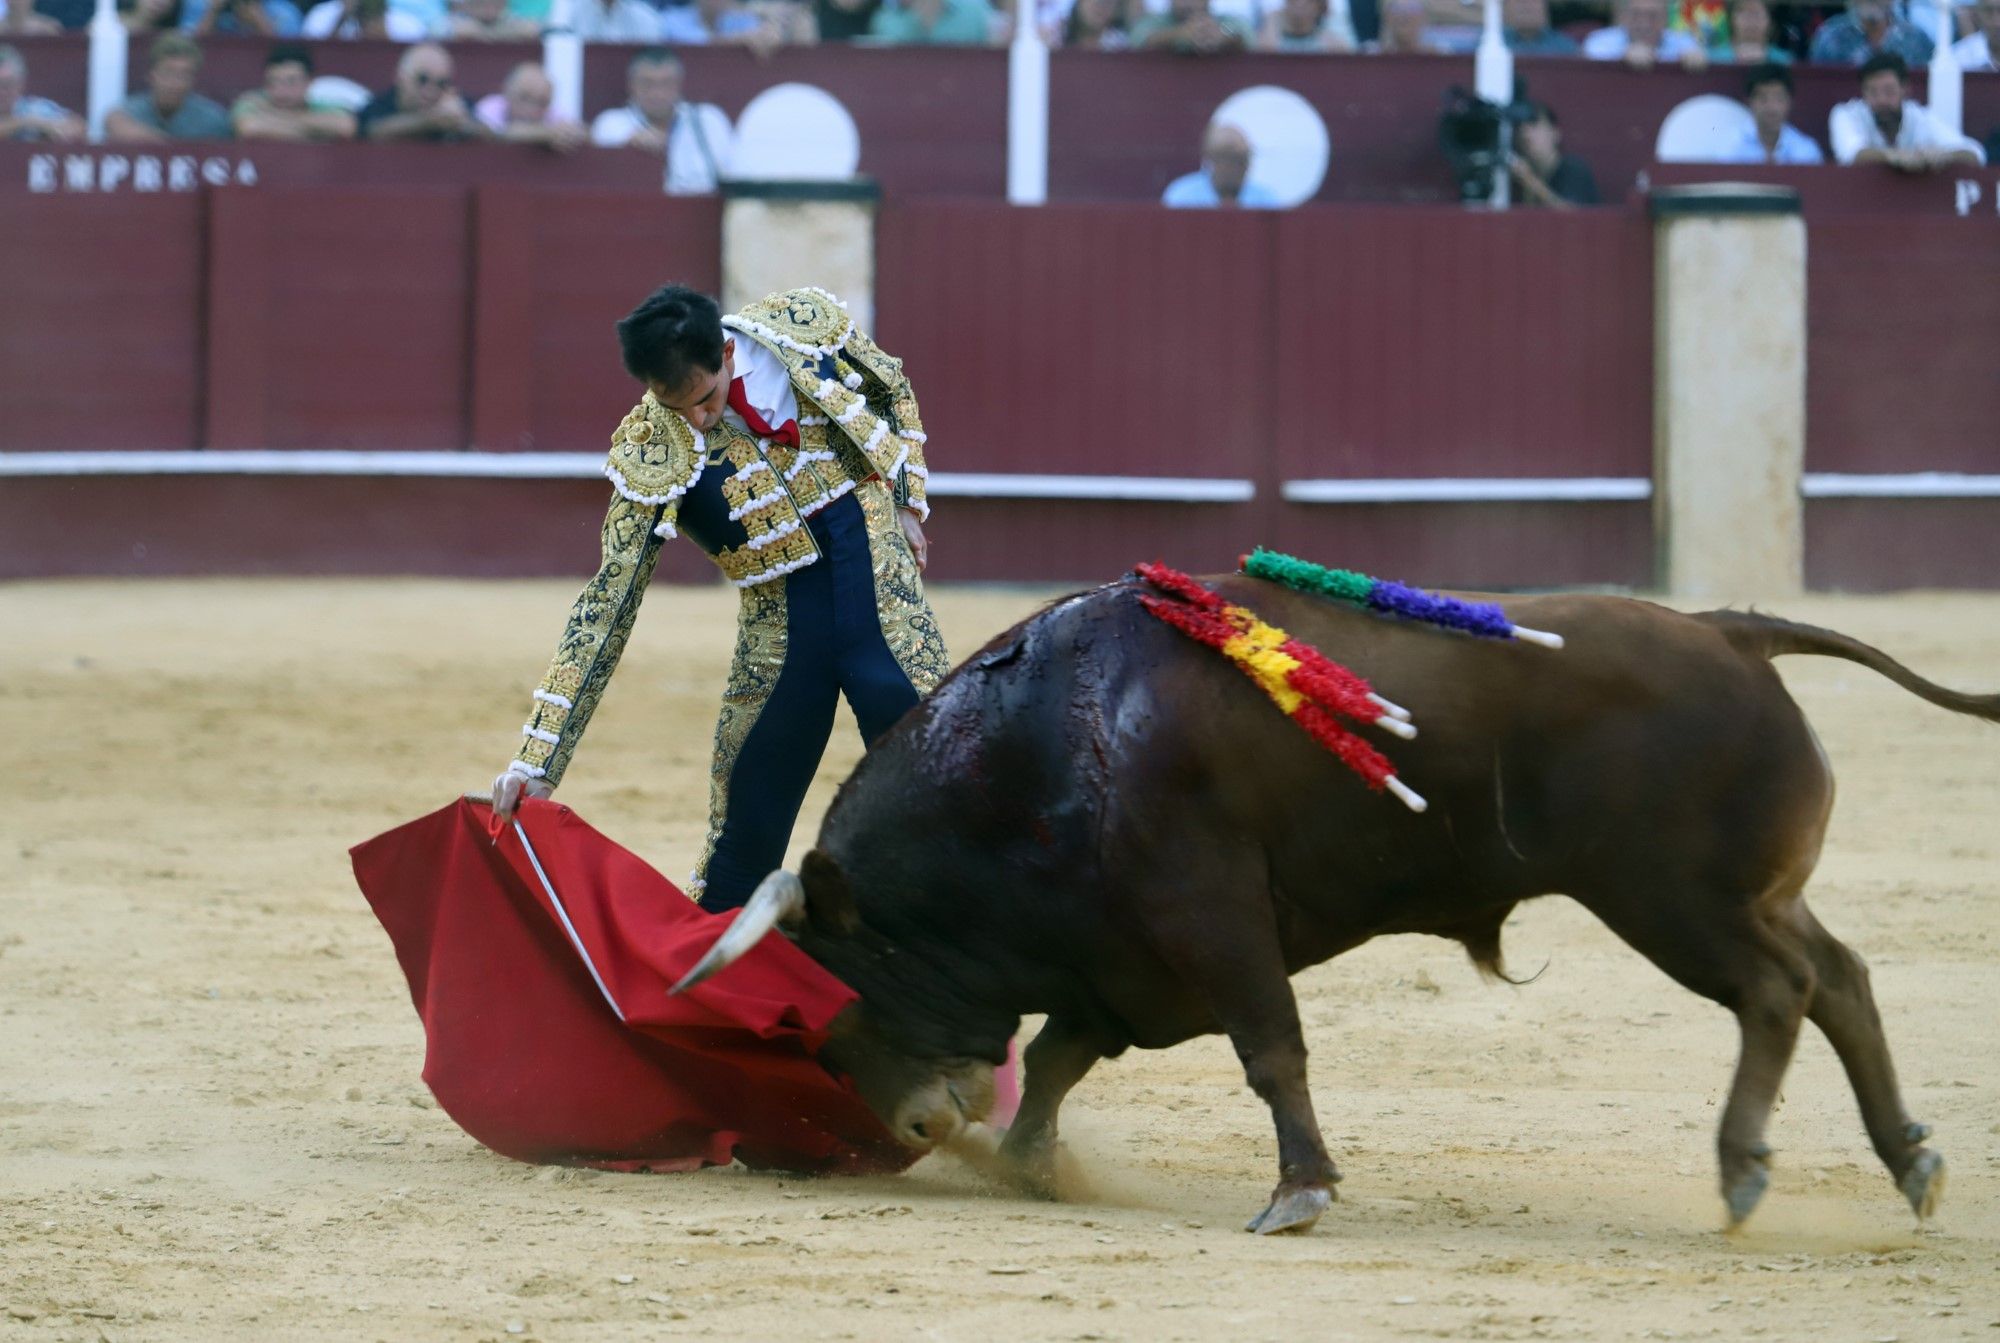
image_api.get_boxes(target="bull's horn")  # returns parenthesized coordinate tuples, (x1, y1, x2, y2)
(670, 870, 806, 994)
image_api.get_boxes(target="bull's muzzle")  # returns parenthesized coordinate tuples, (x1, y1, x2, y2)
(890, 1064, 997, 1151)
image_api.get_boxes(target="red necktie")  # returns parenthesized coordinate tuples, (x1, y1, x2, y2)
(726, 378, 800, 449)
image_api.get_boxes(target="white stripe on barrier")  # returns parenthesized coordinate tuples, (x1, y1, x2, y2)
(1283, 477, 1653, 504)
(0, 451, 1257, 502)
(5, 454, 1995, 503)
(931, 473, 1255, 502)
(1801, 473, 2000, 499)
(0, 450, 608, 478)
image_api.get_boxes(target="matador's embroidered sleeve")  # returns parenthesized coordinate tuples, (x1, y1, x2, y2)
(839, 325, 931, 523)
(510, 494, 670, 788)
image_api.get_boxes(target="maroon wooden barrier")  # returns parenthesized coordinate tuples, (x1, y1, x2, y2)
(1270, 206, 1652, 478)
(876, 199, 1654, 587)
(0, 141, 665, 194)
(0, 192, 204, 452)
(0, 475, 618, 577)
(1806, 500, 2000, 591)
(1649, 163, 2000, 217)
(0, 187, 1986, 590)
(877, 201, 1275, 476)
(205, 186, 471, 450)
(1801, 211, 2000, 590)
(1806, 215, 2000, 476)
(1271, 501, 1653, 589)
(470, 188, 719, 453)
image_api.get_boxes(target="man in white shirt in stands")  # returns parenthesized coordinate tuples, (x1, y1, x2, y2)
(1829, 51, 1987, 170)
(1951, 0, 1998, 71)
(589, 47, 734, 195)
(1581, 0, 1706, 68)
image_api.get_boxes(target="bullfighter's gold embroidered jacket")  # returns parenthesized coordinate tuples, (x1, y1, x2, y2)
(507, 288, 933, 787)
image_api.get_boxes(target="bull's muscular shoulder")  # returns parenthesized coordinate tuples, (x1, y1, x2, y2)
(604, 396, 699, 505)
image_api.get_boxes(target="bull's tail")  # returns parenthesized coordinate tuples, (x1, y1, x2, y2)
(1699, 609, 2000, 723)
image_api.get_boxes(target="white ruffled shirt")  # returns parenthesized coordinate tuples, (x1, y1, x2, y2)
(719, 332, 800, 439)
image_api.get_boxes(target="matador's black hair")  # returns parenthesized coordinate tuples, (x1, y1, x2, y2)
(616, 284, 726, 393)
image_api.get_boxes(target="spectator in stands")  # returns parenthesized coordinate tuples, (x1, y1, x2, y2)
(1708, 0, 1786, 62)
(186, 0, 304, 35)
(105, 34, 234, 140)
(4, 0, 89, 28)
(359, 42, 489, 141)
(573, 0, 661, 40)
(591, 48, 734, 193)
(1132, 0, 1248, 50)
(475, 62, 588, 150)
(1368, 0, 1450, 51)
(0, 44, 83, 140)
(1667, 0, 1726, 49)
(1062, 0, 1129, 45)
(1163, 122, 1281, 207)
(869, 0, 997, 42)
(302, 0, 430, 36)
(659, 0, 783, 51)
(1951, 0, 1997, 69)
(752, 0, 816, 43)
(813, 0, 881, 40)
(1258, 0, 1355, 50)
(1508, 100, 1598, 205)
(0, 0, 64, 34)
(1830, 50, 1985, 167)
(1714, 63, 1822, 161)
(1503, 0, 1580, 53)
(122, 0, 184, 32)
(232, 43, 356, 139)
(1807, 0, 1932, 65)
(451, 0, 540, 37)
(1582, 0, 1706, 66)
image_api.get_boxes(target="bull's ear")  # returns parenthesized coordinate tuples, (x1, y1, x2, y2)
(800, 848, 860, 937)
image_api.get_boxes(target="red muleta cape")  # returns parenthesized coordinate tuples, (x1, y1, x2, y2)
(349, 797, 917, 1176)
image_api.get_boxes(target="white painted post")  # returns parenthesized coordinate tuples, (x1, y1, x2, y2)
(1006, 0, 1049, 205)
(86, 0, 128, 144)
(1927, 2, 1963, 137)
(1651, 185, 1807, 599)
(544, 0, 584, 125)
(1474, 0, 1512, 207)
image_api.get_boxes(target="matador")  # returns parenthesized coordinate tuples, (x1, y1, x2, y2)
(490, 284, 949, 910)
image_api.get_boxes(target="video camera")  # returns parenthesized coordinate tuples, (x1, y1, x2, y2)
(1438, 83, 1535, 205)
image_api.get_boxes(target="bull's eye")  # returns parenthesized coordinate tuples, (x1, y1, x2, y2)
(910, 1122, 928, 1140)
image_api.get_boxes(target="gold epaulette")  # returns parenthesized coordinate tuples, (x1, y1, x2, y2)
(605, 396, 701, 513)
(723, 286, 855, 360)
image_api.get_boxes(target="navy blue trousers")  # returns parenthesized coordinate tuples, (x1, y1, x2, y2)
(700, 493, 922, 910)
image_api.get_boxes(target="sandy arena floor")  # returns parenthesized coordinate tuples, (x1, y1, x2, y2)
(3, 578, 1998, 1343)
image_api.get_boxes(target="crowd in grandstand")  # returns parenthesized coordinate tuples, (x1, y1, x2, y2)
(3, 0, 1997, 62)
(0, 0, 1992, 199)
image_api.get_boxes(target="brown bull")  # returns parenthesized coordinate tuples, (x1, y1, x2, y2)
(680, 577, 1998, 1234)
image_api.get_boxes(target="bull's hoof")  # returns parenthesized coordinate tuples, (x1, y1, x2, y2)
(1900, 1148, 1945, 1222)
(1723, 1165, 1771, 1228)
(1245, 1183, 1333, 1236)
(1721, 1140, 1773, 1230)
(993, 1129, 1085, 1202)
